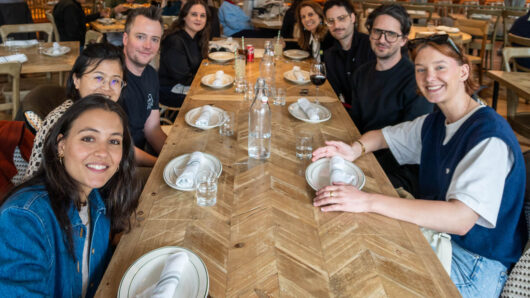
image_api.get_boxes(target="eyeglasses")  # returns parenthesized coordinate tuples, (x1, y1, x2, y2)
(88, 74, 127, 91)
(325, 14, 350, 26)
(408, 34, 461, 56)
(370, 28, 403, 43)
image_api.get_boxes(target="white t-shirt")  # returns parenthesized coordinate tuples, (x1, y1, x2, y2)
(381, 106, 514, 229)
(78, 204, 91, 298)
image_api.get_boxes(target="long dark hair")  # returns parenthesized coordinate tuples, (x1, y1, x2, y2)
(164, 0, 211, 57)
(3, 95, 141, 257)
(295, 0, 328, 50)
(66, 43, 126, 101)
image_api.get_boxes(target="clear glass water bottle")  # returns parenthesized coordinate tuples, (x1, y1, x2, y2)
(259, 40, 275, 88)
(248, 78, 271, 160)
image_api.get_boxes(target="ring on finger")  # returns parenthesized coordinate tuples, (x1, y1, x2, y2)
(330, 191, 334, 197)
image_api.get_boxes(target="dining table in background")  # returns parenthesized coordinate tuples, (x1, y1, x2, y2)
(409, 25, 472, 44)
(96, 54, 460, 297)
(251, 16, 283, 30)
(0, 41, 79, 85)
(90, 19, 126, 33)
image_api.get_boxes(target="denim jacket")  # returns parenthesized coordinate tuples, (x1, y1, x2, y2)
(0, 185, 112, 297)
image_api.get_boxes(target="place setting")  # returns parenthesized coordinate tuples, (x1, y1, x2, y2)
(118, 246, 209, 298)
(184, 105, 226, 130)
(42, 42, 71, 57)
(283, 49, 310, 60)
(283, 65, 310, 84)
(164, 151, 222, 194)
(305, 155, 366, 191)
(207, 51, 235, 64)
(97, 17, 117, 25)
(200, 70, 234, 89)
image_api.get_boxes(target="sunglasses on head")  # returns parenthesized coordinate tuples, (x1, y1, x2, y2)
(408, 34, 461, 56)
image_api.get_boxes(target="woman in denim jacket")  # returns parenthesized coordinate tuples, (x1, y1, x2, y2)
(0, 95, 141, 297)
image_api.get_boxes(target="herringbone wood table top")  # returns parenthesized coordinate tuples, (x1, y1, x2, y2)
(96, 57, 459, 297)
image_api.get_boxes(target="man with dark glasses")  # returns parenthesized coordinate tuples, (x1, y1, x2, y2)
(322, 0, 375, 107)
(350, 4, 433, 196)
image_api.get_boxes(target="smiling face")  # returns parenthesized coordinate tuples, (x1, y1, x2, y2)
(325, 6, 355, 43)
(369, 14, 406, 60)
(300, 5, 321, 34)
(184, 4, 207, 38)
(414, 45, 469, 105)
(73, 59, 123, 102)
(123, 15, 163, 73)
(58, 108, 124, 199)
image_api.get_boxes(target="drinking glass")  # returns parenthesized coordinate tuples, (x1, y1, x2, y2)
(273, 87, 285, 106)
(219, 111, 235, 136)
(195, 170, 218, 206)
(37, 40, 46, 54)
(296, 131, 313, 159)
(244, 83, 254, 101)
(234, 54, 246, 93)
(309, 62, 326, 104)
(6, 37, 15, 52)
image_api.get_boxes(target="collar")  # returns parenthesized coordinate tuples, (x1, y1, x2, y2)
(68, 189, 107, 227)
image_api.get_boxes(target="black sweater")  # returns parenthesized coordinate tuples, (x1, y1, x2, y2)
(350, 57, 433, 134)
(53, 0, 99, 44)
(158, 30, 202, 87)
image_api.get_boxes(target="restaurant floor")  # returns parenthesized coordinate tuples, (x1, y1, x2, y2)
(0, 42, 528, 152)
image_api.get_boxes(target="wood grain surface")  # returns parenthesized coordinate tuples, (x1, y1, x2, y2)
(96, 57, 459, 297)
(90, 19, 126, 33)
(0, 41, 79, 74)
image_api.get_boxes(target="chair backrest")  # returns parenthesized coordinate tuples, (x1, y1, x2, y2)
(0, 62, 22, 120)
(467, 8, 502, 40)
(162, 15, 178, 28)
(502, 9, 527, 46)
(84, 30, 103, 46)
(15, 84, 66, 133)
(455, 18, 489, 61)
(0, 23, 54, 43)
(502, 47, 530, 72)
(45, 11, 60, 42)
(401, 4, 434, 24)
(357, 14, 369, 35)
(505, 34, 530, 72)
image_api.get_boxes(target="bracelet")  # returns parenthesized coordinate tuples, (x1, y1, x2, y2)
(354, 140, 366, 155)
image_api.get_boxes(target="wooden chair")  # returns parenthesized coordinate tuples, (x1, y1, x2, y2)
(0, 62, 22, 120)
(84, 30, 103, 46)
(454, 18, 489, 85)
(506, 33, 530, 72)
(401, 4, 434, 25)
(45, 11, 60, 42)
(502, 9, 527, 47)
(0, 23, 54, 43)
(466, 8, 502, 70)
(502, 46, 530, 137)
(361, 2, 381, 18)
(357, 14, 369, 35)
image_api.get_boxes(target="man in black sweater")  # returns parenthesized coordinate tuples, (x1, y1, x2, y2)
(350, 4, 433, 196)
(323, 0, 375, 107)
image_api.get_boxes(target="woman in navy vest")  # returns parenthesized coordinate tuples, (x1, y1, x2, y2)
(312, 35, 527, 297)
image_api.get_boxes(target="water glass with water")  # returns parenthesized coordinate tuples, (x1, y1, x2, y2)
(296, 132, 313, 159)
(195, 170, 218, 206)
(273, 87, 286, 106)
(219, 111, 235, 136)
(37, 40, 46, 54)
(244, 83, 254, 101)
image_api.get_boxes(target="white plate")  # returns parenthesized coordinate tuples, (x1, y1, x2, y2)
(305, 158, 366, 191)
(118, 246, 209, 298)
(163, 153, 223, 191)
(435, 26, 460, 33)
(201, 73, 234, 89)
(283, 69, 310, 84)
(185, 106, 225, 130)
(97, 18, 116, 25)
(288, 102, 331, 123)
(208, 51, 234, 63)
(283, 49, 310, 60)
(42, 46, 70, 57)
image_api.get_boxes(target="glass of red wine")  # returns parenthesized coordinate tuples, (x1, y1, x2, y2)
(310, 62, 326, 104)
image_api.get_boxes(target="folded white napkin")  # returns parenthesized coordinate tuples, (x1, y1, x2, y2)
(212, 71, 224, 86)
(0, 53, 28, 64)
(209, 39, 239, 53)
(4, 39, 38, 47)
(135, 252, 189, 298)
(297, 98, 319, 120)
(195, 105, 214, 127)
(175, 151, 204, 188)
(330, 156, 357, 185)
(292, 66, 305, 81)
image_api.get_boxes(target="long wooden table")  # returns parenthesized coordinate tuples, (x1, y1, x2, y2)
(90, 19, 126, 33)
(96, 56, 459, 297)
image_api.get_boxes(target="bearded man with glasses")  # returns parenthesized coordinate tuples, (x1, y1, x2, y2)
(322, 0, 375, 108)
(350, 4, 433, 197)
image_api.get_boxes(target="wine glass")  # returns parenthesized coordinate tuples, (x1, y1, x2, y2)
(309, 62, 326, 105)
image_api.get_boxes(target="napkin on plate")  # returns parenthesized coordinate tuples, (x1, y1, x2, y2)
(212, 70, 225, 86)
(209, 39, 239, 53)
(297, 98, 319, 121)
(292, 66, 305, 82)
(0, 54, 28, 64)
(4, 39, 38, 47)
(195, 105, 214, 127)
(329, 156, 357, 185)
(135, 252, 189, 298)
(175, 151, 204, 188)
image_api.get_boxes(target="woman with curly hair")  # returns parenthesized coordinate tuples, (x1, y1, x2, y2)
(294, 0, 333, 61)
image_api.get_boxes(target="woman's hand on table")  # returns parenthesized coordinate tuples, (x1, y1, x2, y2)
(313, 183, 372, 213)
(312, 140, 357, 162)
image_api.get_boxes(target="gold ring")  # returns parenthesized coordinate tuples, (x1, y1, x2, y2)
(330, 191, 334, 197)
